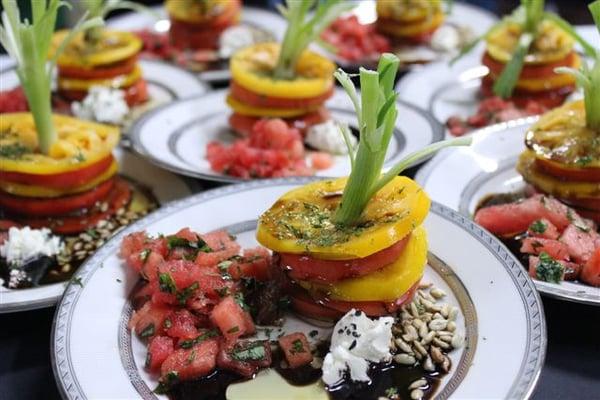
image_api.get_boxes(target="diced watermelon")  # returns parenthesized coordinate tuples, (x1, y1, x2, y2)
(174, 228, 199, 242)
(147, 336, 174, 371)
(228, 247, 272, 281)
(528, 255, 581, 282)
(527, 218, 560, 240)
(559, 224, 598, 264)
(278, 332, 313, 368)
(140, 251, 165, 281)
(311, 152, 334, 170)
(217, 340, 272, 377)
(520, 237, 569, 260)
(120, 232, 148, 269)
(195, 231, 241, 268)
(164, 310, 200, 340)
(160, 338, 219, 381)
(474, 195, 571, 235)
(581, 248, 600, 287)
(210, 296, 255, 342)
(129, 302, 172, 339)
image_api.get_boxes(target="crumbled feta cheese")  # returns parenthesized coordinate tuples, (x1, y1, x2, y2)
(322, 309, 394, 386)
(431, 24, 475, 53)
(0, 227, 63, 266)
(8, 268, 29, 288)
(72, 86, 130, 125)
(219, 25, 272, 59)
(305, 120, 356, 155)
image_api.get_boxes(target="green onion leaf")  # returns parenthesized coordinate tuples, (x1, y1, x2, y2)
(492, 32, 533, 98)
(543, 12, 596, 58)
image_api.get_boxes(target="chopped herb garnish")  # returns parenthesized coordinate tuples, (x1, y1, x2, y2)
(290, 339, 305, 354)
(536, 252, 564, 283)
(234, 292, 249, 312)
(139, 249, 151, 263)
(71, 276, 84, 287)
(227, 326, 240, 334)
(231, 342, 266, 362)
(0, 143, 29, 159)
(164, 319, 172, 329)
(215, 287, 229, 297)
(309, 330, 319, 338)
(186, 349, 197, 364)
(154, 371, 179, 394)
(176, 282, 199, 305)
(385, 387, 399, 397)
(179, 330, 219, 349)
(140, 323, 155, 338)
(158, 273, 177, 294)
(529, 220, 547, 234)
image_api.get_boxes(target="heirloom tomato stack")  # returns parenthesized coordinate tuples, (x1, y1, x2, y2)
(375, 0, 445, 45)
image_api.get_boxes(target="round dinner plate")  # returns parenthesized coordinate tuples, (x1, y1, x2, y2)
(0, 59, 208, 130)
(129, 88, 443, 183)
(415, 118, 600, 305)
(107, 6, 287, 83)
(52, 178, 545, 400)
(396, 25, 600, 136)
(0, 148, 196, 313)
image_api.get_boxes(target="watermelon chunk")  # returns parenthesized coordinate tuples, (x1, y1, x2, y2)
(210, 296, 255, 342)
(527, 218, 560, 240)
(520, 237, 570, 260)
(559, 224, 598, 264)
(278, 332, 313, 368)
(581, 248, 600, 287)
(160, 338, 219, 381)
(164, 310, 200, 340)
(147, 336, 174, 371)
(217, 340, 272, 377)
(129, 302, 172, 339)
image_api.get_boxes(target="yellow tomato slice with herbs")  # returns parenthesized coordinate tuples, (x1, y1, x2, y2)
(256, 176, 431, 259)
(51, 30, 142, 68)
(299, 225, 427, 302)
(226, 95, 317, 118)
(57, 65, 142, 91)
(230, 43, 335, 99)
(486, 20, 574, 65)
(376, 0, 442, 22)
(377, 11, 445, 37)
(0, 114, 120, 174)
(0, 160, 118, 198)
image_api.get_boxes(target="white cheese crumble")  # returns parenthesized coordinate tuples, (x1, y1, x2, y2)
(322, 309, 394, 386)
(431, 24, 475, 53)
(72, 85, 130, 125)
(219, 25, 272, 59)
(305, 120, 356, 155)
(0, 227, 63, 266)
(8, 269, 29, 288)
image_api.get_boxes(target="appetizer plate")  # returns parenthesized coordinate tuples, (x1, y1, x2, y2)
(107, 6, 287, 83)
(0, 148, 196, 314)
(395, 25, 599, 135)
(129, 88, 444, 183)
(51, 178, 545, 400)
(0, 59, 208, 130)
(415, 118, 600, 305)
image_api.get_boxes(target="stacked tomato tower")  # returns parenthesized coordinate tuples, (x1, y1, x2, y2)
(257, 177, 431, 319)
(375, 0, 445, 44)
(0, 115, 129, 235)
(53, 30, 148, 106)
(481, 20, 580, 108)
(166, 0, 241, 50)
(226, 43, 335, 136)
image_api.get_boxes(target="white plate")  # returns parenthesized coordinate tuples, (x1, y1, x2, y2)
(0, 148, 196, 313)
(107, 6, 287, 83)
(0, 59, 208, 132)
(129, 88, 444, 183)
(415, 118, 600, 305)
(396, 25, 599, 136)
(51, 178, 545, 400)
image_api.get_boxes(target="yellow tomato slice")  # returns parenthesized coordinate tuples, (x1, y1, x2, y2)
(299, 225, 427, 302)
(517, 151, 600, 199)
(486, 20, 574, 65)
(57, 65, 142, 91)
(0, 160, 118, 198)
(376, 0, 442, 22)
(226, 95, 317, 118)
(51, 30, 142, 68)
(256, 176, 431, 259)
(230, 43, 335, 99)
(377, 11, 445, 37)
(0, 114, 120, 174)
(166, 0, 232, 23)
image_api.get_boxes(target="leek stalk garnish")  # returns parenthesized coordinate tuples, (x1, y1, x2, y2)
(453, 0, 595, 98)
(0, 0, 102, 154)
(81, 0, 153, 44)
(333, 53, 472, 226)
(555, 0, 600, 132)
(273, 0, 352, 80)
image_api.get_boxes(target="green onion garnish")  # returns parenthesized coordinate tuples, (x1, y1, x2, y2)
(0, 0, 102, 154)
(555, 0, 600, 132)
(81, 0, 154, 44)
(273, 0, 352, 80)
(333, 53, 472, 226)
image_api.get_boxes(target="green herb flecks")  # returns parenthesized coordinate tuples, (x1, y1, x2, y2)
(154, 371, 179, 394)
(176, 282, 199, 305)
(158, 272, 177, 294)
(0, 143, 29, 159)
(231, 341, 266, 362)
(290, 339, 305, 354)
(140, 323, 155, 338)
(536, 252, 564, 283)
(179, 329, 219, 349)
(529, 220, 547, 234)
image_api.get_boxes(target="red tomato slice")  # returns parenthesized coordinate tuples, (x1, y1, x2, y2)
(535, 158, 600, 183)
(482, 51, 576, 80)
(480, 77, 574, 108)
(290, 281, 419, 319)
(0, 178, 115, 217)
(230, 81, 333, 110)
(59, 78, 149, 107)
(20, 177, 132, 234)
(229, 108, 331, 137)
(280, 234, 410, 283)
(0, 155, 114, 189)
(58, 56, 138, 80)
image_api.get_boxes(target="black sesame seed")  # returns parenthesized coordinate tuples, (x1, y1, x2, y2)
(349, 340, 357, 351)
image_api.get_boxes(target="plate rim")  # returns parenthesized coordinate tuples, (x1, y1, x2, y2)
(415, 117, 600, 306)
(50, 177, 546, 400)
(127, 89, 444, 184)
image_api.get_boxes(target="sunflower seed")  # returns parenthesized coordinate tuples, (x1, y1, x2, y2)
(433, 338, 450, 349)
(418, 324, 428, 339)
(413, 341, 428, 356)
(418, 290, 435, 302)
(395, 338, 413, 353)
(410, 303, 420, 318)
(413, 350, 424, 360)
(400, 311, 412, 320)
(436, 330, 453, 336)
(394, 353, 416, 365)
(430, 346, 445, 364)
(423, 356, 435, 371)
(96, 220, 108, 228)
(440, 304, 450, 318)
(430, 288, 446, 299)
(406, 325, 418, 339)
(422, 331, 436, 345)
(432, 312, 444, 320)
(438, 334, 453, 343)
(429, 319, 447, 331)
(402, 334, 414, 343)
(410, 389, 424, 400)
(418, 282, 432, 289)
(447, 321, 456, 332)
(412, 319, 424, 329)
(408, 379, 427, 390)
(441, 355, 451, 373)
(451, 333, 464, 349)
(448, 306, 459, 321)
